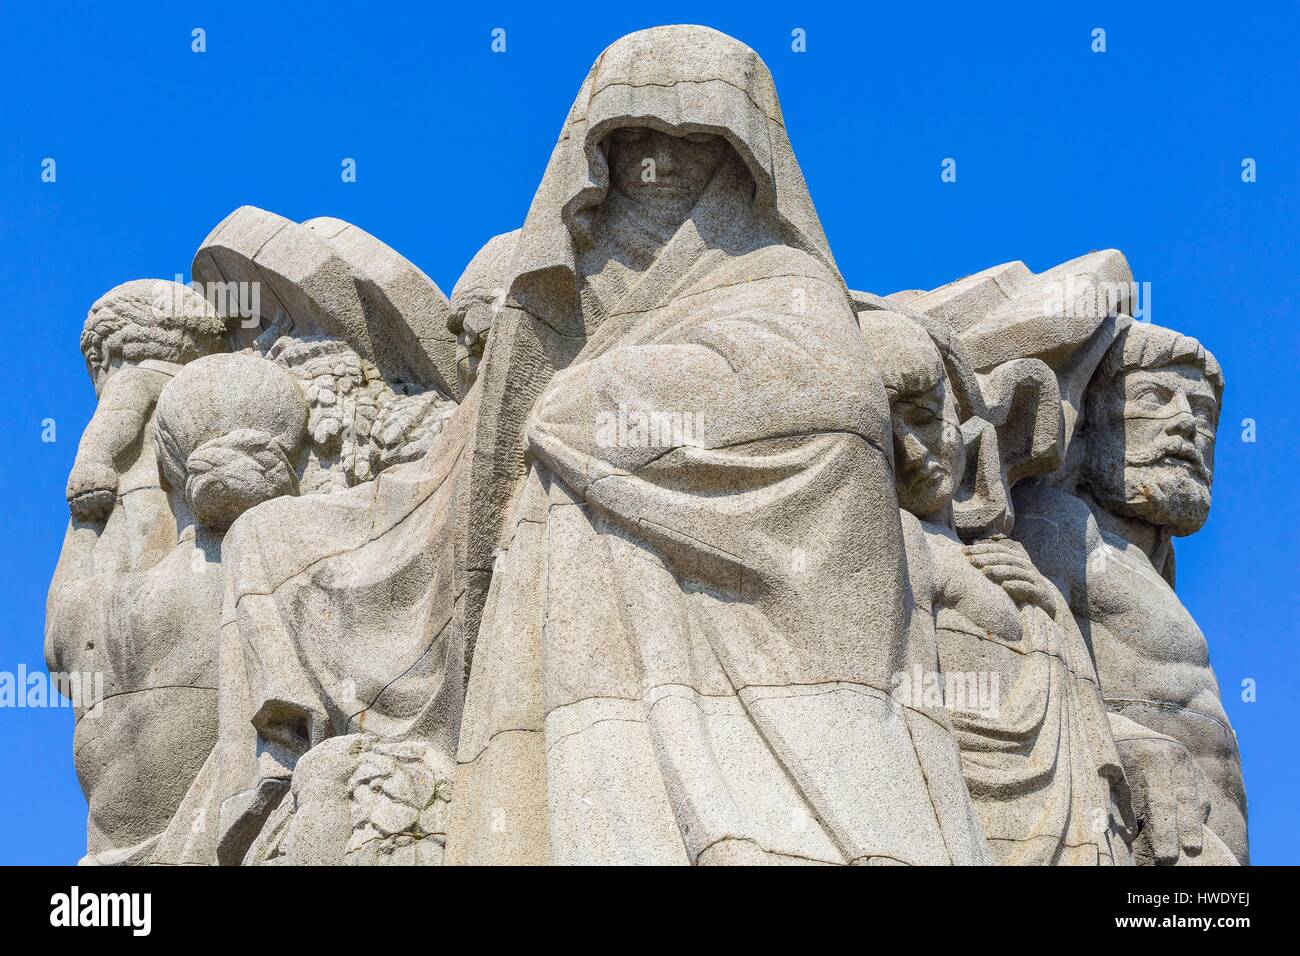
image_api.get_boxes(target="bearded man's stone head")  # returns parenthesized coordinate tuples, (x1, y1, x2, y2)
(1083, 323, 1224, 537)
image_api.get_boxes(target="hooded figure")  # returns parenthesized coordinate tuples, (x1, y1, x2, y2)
(209, 25, 987, 866)
(447, 25, 987, 865)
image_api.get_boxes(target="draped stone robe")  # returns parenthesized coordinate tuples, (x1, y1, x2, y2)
(199, 388, 474, 862)
(904, 513, 1131, 865)
(447, 155, 988, 865)
(201, 24, 991, 866)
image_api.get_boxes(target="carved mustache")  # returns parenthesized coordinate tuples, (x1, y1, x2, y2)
(1127, 444, 1209, 482)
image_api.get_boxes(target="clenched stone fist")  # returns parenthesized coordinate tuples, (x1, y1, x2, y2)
(66, 460, 118, 522)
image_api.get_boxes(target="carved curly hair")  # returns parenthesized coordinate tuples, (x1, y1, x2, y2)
(79, 279, 227, 379)
(1091, 322, 1224, 403)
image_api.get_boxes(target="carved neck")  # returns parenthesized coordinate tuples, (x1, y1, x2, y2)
(166, 486, 222, 550)
(1082, 489, 1171, 562)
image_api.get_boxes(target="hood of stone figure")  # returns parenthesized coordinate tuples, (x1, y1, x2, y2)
(507, 25, 839, 320)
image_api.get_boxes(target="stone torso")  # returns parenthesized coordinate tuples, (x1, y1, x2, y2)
(1012, 480, 1247, 862)
(66, 530, 223, 862)
(45, 370, 224, 862)
(1083, 526, 1226, 720)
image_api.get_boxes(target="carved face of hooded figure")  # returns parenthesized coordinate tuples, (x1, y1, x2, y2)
(446, 129, 733, 396)
(603, 127, 730, 237)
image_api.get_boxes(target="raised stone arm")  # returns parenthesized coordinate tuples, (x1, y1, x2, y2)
(65, 361, 174, 521)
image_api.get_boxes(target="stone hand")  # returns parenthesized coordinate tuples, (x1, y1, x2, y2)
(66, 460, 118, 521)
(962, 538, 1057, 614)
(1116, 733, 1212, 864)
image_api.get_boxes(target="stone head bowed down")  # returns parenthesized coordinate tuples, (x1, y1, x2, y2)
(860, 306, 1132, 865)
(45, 24, 1245, 866)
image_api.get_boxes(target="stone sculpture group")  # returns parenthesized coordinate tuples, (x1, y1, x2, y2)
(45, 26, 1246, 866)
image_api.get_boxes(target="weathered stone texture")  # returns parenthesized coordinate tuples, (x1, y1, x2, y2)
(46, 25, 1244, 866)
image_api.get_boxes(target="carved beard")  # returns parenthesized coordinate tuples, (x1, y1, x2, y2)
(1091, 456, 1211, 537)
(1124, 463, 1210, 536)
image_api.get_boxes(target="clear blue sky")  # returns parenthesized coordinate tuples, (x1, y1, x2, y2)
(1, 2, 1295, 864)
